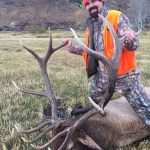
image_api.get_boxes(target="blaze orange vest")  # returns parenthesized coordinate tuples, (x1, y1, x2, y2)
(82, 10, 137, 76)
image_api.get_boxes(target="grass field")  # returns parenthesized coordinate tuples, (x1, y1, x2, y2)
(0, 30, 150, 150)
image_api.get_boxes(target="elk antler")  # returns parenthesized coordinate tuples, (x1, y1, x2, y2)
(30, 14, 123, 150)
(13, 28, 67, 146)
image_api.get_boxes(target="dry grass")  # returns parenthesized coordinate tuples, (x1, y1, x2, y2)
(0, 30, 150, 150)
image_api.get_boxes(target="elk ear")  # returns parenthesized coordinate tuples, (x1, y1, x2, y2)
(77, 130, 102, 150)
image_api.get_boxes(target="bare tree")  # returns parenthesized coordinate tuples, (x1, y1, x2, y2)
(131, 0, 148, 29)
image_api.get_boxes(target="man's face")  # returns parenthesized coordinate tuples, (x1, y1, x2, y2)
(85, 0, 103, 19)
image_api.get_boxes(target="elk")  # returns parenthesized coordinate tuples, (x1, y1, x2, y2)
(13, 14, 150, 150)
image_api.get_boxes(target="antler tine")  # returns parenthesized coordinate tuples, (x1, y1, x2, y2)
(12, 81, 46, 97)
(44, 27, 68, 63)
(21, 124, 56, 144)
(14, 120, 52, 134)
(44, 27, 53, 63)
(19, 39, 42, 64)
(135, 29, 142, 36)
(88, 97, 105, 116)
(31, 128, 69, 150)
(53, 42, 68, 52)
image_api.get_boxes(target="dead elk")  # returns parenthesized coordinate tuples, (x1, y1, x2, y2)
(12, 15, 150, 150)
(52, 93, 150, 150)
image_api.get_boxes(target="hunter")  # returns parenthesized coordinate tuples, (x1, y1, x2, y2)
(63, 0, 150, 126)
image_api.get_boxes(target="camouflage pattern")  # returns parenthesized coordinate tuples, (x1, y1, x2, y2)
(122, 75, 150, 126)
(89, 69, 150, 126)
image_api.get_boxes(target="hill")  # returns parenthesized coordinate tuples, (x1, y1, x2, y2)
(0, 0, 77, 31)
(0, 0, 149, 31)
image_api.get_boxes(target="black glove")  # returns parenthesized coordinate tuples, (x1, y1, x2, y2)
(71, 105, 85, 116)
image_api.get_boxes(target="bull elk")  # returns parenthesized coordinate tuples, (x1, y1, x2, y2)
(12, 15, 150, 150)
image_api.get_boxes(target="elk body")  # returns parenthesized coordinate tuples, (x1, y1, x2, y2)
(52, 93, 150, 150)
(13, 15, 150, 150)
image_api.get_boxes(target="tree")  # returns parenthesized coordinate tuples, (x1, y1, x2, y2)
(69, 0, 82, 7)
(131, 0, 148, 29)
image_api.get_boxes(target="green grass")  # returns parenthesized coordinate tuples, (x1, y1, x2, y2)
(0, 30, 150, 150)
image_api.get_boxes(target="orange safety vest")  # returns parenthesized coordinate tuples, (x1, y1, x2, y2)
(82, 10, 137, 76)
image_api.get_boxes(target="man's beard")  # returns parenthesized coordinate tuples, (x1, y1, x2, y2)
(88, 6, 99, 20)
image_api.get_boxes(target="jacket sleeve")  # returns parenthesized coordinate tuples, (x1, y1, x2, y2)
(68, 45, 83, 55)
(117, 14, 139, 51)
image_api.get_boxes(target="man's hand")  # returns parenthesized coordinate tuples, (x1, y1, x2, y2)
(125, 31, 136, 43)
(124, 30, 139, 50)
(62, 38, 73, 50)
(62, 38, 83, 55)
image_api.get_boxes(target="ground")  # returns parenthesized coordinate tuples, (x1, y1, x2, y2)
(0, 30, 150, 150)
